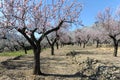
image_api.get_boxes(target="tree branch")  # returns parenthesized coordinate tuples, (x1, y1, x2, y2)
(46, 36, 52, 46)
(18, 28, 36, 48)
(39, 20, 64, 42)
(31, 28, 38, 44)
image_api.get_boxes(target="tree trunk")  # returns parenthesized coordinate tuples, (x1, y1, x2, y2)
(109, 36, 119, 57)
(24, 47, 27, 54)
(113, 44, 118, 57)
(83, 43, 86, 48)
(14, 47, 19, 51)
(33, 47, 42, 75)
(56, 42, 59, 49)
(96, 40, 99, 48)
(112, 38, 118, 57)
(51, 45, 54, 55)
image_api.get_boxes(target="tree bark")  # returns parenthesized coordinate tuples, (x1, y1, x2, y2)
(109, 35, 119, 57)
(56, 42, 59, 49)
(113, 43, 118, 57)
(83, 43, 86, 48)
(33, 47, 42, 75)
(51, 45, 54, 55)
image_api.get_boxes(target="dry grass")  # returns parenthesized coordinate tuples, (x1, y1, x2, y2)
(1, 45, 120, 80)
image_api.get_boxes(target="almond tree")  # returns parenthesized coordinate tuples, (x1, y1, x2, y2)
(91, 25, 109, 48)
(0, 0, 82, 75)
(92, 24, 103, 48)
(76, 28, 91, 48)
(8, 31, 30, 54)
(97, 7, 120, 57)
(0, 29, 8, 52)
(59, 31, 73, 46)
(75, 29, 82, 46)
(46, 31, 59, 55)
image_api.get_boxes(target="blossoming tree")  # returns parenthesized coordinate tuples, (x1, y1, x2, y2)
(97, 7, 120, 57)
(0, 0, 82, 75)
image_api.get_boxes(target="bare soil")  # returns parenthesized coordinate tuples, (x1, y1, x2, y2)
(0, 45, 120, 80)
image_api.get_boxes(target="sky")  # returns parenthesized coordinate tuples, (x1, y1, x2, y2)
(79, 0, 120, 27)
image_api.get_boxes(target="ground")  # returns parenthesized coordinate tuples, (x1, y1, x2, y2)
(0, 45, 120, 80)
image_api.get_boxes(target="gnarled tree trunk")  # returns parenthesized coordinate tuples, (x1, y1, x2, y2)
(33, 47, 42, 75)
(110, 35, 119, 57)
(17, 20, 64, 75)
